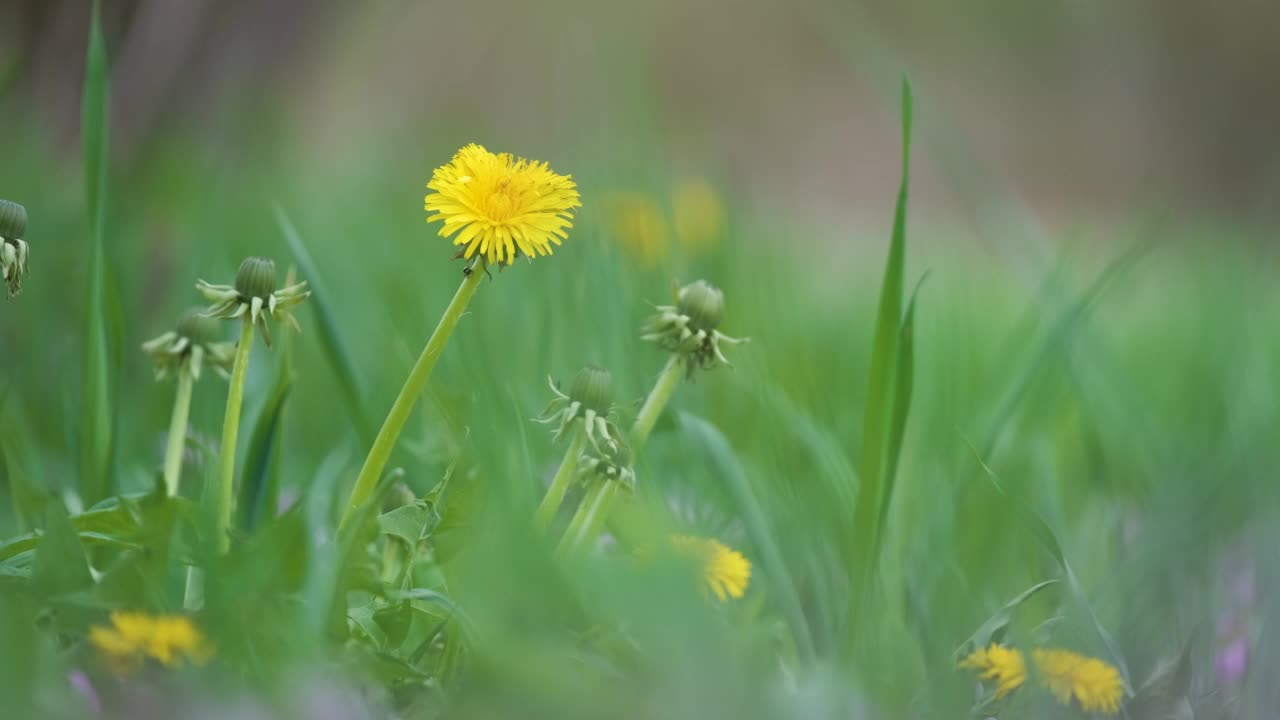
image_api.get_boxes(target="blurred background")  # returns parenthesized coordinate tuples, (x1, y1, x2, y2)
(4, 0, 1280, 228)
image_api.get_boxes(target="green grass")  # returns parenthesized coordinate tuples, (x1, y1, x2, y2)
(1, 15, 1279, 719)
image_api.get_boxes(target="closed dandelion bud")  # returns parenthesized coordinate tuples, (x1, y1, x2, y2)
(197, 256, 310, 347)
(569, 365, 613, 415)
(234, 256, 277, 300)
(536, 366, 619, 452)
(142, 307, 236, 381)
(0, 199, 30, 298)
(642, 279, 746, 375)
(677, 280, 723, 331)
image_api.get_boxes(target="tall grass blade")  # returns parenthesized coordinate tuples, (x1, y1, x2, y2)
(877, 275, 925, 546)
(848, 77, 913, 651)
(274, 206, 374, 444)
(79, 0, 114, 504)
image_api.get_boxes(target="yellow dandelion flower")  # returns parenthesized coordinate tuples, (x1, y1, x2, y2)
(959, 643, 1027, 699)
(89, 611, 212, 671)
(1032, 648, 1125, 714)
(671, 536, 751, 601)
(424, 143, 581, 266)
(604, 191, 670, 268)
(671, 177, 726, 254)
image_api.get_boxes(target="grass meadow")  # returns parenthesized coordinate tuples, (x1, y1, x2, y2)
(2, 4, 1278, 718)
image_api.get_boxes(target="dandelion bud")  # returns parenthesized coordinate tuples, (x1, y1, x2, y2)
(143, 306, 236, 381)
(0, 199, 27, 239)
(641, 279, 746, 374)
(175, 308, 223, 346)
(234, 257, 277, 300)
(0, 199, 30, 298)
(197, 256, 309, 347)
(677, 280, 724, 331)
(536, 367, 619, 451)
(569, 365, 613, 415)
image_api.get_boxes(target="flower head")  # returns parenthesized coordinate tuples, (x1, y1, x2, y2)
(142, 308, 235, 381)
(605, 191, 669, 268)
(1032, 648, 1125, 714)
(671, 178, 725, 254)
(89, 611, 212, 672)
(0, 199, 30, 298)
(671, 535, 751, 601)
(425, 143, 581, 267)
(536, 366, 618, 451)
(197, 256, 309, 346)
(960, 643, 1027, 699)
(642, 279, 747, 375)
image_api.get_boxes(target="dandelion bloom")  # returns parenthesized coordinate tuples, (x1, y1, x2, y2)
(424, 144, 581, 266)
(959, 643, 1027, 699)
(672, 536, 751, 601)
(604, 191, 669, 268)
(1032, 648, 1124, 714)
(89, 611, 212, 671)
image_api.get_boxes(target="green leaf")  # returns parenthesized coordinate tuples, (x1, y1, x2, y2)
(32, 503, 93, 598)
(348, 604, 388, 649)
(848, 77, 914, 651)
(238, 366, 292, 533)
(275, 206, 374, 444)
(379, 503, 433, 546)
(79, 0, 114, 505)
(878, 274, 927, 548)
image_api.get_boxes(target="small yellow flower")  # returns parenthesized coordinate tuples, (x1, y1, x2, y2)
(1032, 648, 1125, 714)
(959, 643, 1027, 699)
(604, 191, 669, 268)
(89, 611, 212, 671)
(424, 143, 581, 266)
(671, 177, 725, 254)
(672, 536, 751, 601)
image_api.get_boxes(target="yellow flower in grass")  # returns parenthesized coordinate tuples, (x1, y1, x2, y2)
(671, 177, 725, 254)
(89, 611, 212, 671)
(604, 191, 670, 268)
(1032, 648, 1125, 714)
(424, 143, 581, 266)
(672, 536, 751, 601)
(959, 643, 1027, 698)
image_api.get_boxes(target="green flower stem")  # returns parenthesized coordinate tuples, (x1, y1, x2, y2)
(182, 565, 203, 611)
(630, 355, 683, 455)
(559, 356, 684, 554)
(534, 428, 587, 529)
(162, 367, 195, 497)
(340, 270, 483, 529)
(214, 317, 255, 553)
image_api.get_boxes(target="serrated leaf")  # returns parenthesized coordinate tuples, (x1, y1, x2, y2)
(379, 503, 433, 546)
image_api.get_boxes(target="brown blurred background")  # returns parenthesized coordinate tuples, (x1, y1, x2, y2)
(2, 0, 1279, 227)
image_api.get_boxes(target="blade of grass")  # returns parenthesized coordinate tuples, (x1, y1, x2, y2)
(878, 274, 927, 543)
(79, 0, 113, 505)
(274, 206, 374, 445)
(848, 77, 913, 653)
(676, 411, 816, 664)
(238, 367, 292, 534)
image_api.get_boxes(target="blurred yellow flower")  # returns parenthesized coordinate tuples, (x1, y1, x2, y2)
(671, 177, 725, 254)
(424, 143, 581, 266)
(89, 611, 212, 671)
(604, 191, 670, 268)
(959, 643, 1027, 698)
(1032, 648, 1124, 714)
(672, 535, 751, 600)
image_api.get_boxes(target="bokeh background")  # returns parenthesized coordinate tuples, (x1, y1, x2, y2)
(2, 1, 1279, 718)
